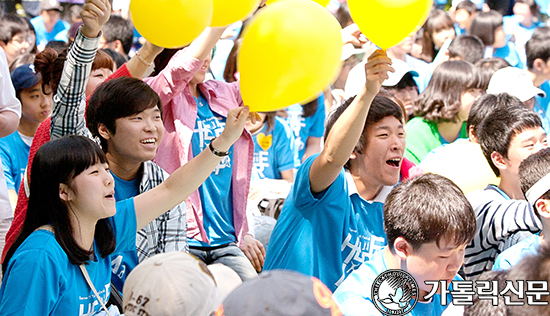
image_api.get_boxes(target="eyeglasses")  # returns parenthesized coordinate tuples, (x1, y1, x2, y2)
(10, 35, 32, 45)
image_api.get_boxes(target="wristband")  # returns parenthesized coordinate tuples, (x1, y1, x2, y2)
(208, 137, 230, 157)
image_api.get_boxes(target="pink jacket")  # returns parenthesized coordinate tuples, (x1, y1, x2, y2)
(144, 50, 253, 246)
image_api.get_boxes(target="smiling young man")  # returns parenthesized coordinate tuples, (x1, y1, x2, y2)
(333, 173, 476, 316)
(464, 104, 547, 278)
(263, 50, 401, 291)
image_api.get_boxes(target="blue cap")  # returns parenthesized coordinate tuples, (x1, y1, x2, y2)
(10, 64, 41, 92)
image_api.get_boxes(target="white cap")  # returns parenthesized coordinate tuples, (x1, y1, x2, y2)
(344, 58, 418, 100)
(122, 252, 219, 316)
(487, 67, 546, 102)
(208, 263, 242, 303)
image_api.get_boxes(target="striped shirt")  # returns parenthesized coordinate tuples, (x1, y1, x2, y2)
(464, 185, 541, 279)
(49, 27, 187, 261)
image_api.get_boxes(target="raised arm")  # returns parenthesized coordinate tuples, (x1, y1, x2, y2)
(126, 41, 164, 79)
(309, 50, 393, 193)
(133, 106, 257, 230)
(50, 0, 110, 140)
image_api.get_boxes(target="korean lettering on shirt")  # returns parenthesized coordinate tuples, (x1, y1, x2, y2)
(79, 283, 110, 316)
(194, 117, 231, 175)
(336, 232, 386, 287)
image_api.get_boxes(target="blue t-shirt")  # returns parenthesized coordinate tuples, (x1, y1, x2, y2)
(0, 131, 30, 193)
(503, 16, 544, 67)
(0, 198, 137, 316)
(535, 81, 550, 134)
(493, 39, 524, 69)
(263, 154, 388, 291)
(284, 96, 326, 162)
(333, 249, 459, 316)
(493, 233, 540, 271)
(252, 117, 298, 180)
(110, 172, 140, 292)
(188, 92, 236, 247)
(30, 16, 70, 47)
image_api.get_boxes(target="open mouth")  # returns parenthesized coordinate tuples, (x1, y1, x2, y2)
(386, 158, 401, 168)
(140, 138, 156, 145)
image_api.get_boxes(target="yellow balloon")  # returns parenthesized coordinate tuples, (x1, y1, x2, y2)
(211, 0, 261, 27)
(266, 0, 329, 7)
(348, 0, 433, 49)
(421, 140, 500, 195)
(130, 0, 213, 48)
(239, 0, 342, 112)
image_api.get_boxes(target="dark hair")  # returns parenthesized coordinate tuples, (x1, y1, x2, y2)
(419, 9, 454, 63)
(152, 48, 180, 77)
(484, 0, 512, 15)
(470, 10, 504, 47)
(0, 13, 29, 44)
(301, 97, 319, 118)
(518, 147, 550, 208)
(456, 0, 478, 14)
(478, 105, 543, 177)
(325, 95, 403, 170)
(101, 48, 125, 70)
(467, 93, 523, 140)
(102, 15, 134, 55)
(45, 40, 68, 53)
(223, 38, 242, 83)
(448, 35, 485, 64)
(414, 60, 482, 123)
(515, 0, 540, 16)
(525, 29, 550, 70)
(386, 72, 418, 92)
(474, 57, 510, 90)
(504, 243, 550, 316)
(2, 136, 116, 275)
(463, 269, 509, 316)
(335, 2, 353, 28)
(86, 77, 163, 152)
(378, 88, 408, 122)
(384, 173, 476, 252)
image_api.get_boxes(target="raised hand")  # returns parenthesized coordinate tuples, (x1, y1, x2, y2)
(80, 0, 111, 38)
(215, 106, 258, 150)
(364, 49, 394, 96)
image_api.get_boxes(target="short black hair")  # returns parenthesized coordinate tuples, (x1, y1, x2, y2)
(86, 77, 163, 152)
(526, 28, 550, 70)
(456, 0, 478, 14)
(102, 15, 134, 55)
(101, 48, 126, 70)
(470, 10, 503, 46)
(478, 105, 543, 177)
(467, 93, 523, 140)
(448, 35, 485, 64)
(474, 57, 510, 90)
(384, 173, 476, 252)
(325, 95, 403, 170)
(519, 147, 550, 208)
(0, 13, 29, 44)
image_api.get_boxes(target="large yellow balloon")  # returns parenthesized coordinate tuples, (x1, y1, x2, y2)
(348, 0, 433, 49)
(131, 0, 213, 48)
(266, 0, 330, 6)
(239, 0, 342, 112)
(421, 140, 500, 195)
(211, 0, 261, 27)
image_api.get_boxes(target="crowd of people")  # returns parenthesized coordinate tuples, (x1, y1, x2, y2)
(1, 0, 550, 315)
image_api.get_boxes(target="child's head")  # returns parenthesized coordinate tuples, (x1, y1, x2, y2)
(474, 57, 510, 91)
(467, 93, 523, 143)
(384, 173, 476, 293)
(414, 60, 483, 123)
(448, 35, 485, 64)
(487, 67, 546, 110)
(470, 10, 506, 49)
(0, 13, 30, 65)
(525, 28, 550, 77)
(86, 77, 164, 162)
(325, 95, 404, 185)
(519, 147, 550, 221)
(10, 64, 53, 128)
(454, 1, 478, 31)
(478, 105, 546, 178)
(513, 0, 539, 22)
(381, 59, 419, 117)
(420, 9, 455, 62)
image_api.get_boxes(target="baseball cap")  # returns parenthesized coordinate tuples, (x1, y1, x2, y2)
(40, 0, 63, 12)
(208, 263, 242, 302)
(122, 252, 219, 316)
(11, 64, 41, 92)
(487, 67, 546, 102)
(217, 270, 343, 316)
(344, 58, 418, 99)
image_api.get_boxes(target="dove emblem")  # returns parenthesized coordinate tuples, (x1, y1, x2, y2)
(371, 269, 419, 315)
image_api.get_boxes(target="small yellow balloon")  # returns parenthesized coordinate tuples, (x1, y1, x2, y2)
(421, 140, 500, 195)
(238, 0, 342, 112)
(266, 0, 329, 6)
(348, 0, 433, 49)
(131, 0, 213, 48)
(211, 0, 261, 27)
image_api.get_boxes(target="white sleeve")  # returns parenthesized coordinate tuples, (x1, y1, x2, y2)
(0, 47, 21, 118)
